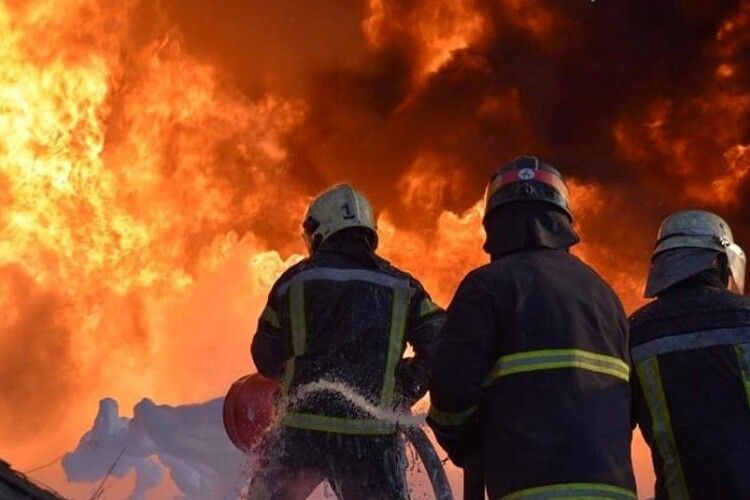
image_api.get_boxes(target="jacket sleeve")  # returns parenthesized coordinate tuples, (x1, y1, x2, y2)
(396, 286, 445, 407)
(250, 290, 291, 381)
(427, 272, 498, 466)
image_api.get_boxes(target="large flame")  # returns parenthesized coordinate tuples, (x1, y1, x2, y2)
(0, 0, 306, 467)
(2, 0, 749, 497)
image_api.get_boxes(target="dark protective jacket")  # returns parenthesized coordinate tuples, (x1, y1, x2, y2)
(630, 274, 750, 500)
(251, 233, 444, 435)
(428, 206, 636, 499)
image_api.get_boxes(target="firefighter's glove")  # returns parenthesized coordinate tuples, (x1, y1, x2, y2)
(396, 362, 428, 408)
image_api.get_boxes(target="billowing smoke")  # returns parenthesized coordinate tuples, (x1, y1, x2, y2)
(161, 0, 750, 303)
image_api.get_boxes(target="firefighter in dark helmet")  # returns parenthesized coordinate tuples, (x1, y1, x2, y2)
(630, 210, 750, 500)
(249, 184, 444, 499)
(427, 156, 636, 499)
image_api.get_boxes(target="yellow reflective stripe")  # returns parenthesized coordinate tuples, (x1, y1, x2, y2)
(485, 349, 630, 385)
(282, 412, 395, 435)
(282, 282, 306, 394)
(734, 344, 750, 412)
(260, 306, 281, 329)
(281, 358, 295, 393)
(502, 482, 636, 500)
(428, 405, 477, 427)
(380, 287, 410, 407)
(636, 357, 689, 500)
(420, 297, 440, 317)
(289, 282, 306, 355)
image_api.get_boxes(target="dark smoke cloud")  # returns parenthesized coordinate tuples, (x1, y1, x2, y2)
(160, 0, 749, 287)
(0, 265, 76, 443)
(157, 0, 367, 99)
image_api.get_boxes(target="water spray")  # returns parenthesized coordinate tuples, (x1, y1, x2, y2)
(291, 379, 426, 428)
(291, 379, 455, 500)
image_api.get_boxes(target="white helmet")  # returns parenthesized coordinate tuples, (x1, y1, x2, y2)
(645, 210, 746, 296)
(302, 184, 377, 253)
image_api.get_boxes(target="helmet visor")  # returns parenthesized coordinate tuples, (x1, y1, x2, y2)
(726, 242, 746, 294)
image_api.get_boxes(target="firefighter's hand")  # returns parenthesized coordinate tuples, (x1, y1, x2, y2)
(396, 362, 428, 407)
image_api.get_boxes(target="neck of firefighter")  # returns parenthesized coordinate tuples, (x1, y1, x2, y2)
(315, 228, 378, 258)
(483, 202, 580, 260)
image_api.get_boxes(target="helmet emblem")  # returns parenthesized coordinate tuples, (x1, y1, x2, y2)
(518, 168, 536, 180)
(341, 202, 356, 220)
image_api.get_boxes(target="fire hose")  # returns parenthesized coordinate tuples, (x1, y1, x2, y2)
(401, 425, 454, 500)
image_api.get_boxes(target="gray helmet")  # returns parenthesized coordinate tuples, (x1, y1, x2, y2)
(302, 184, 377, 253)
(484, 156, 573, 221)
(645, 210, 746, 297)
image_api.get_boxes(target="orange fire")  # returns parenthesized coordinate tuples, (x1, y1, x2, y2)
(0, 0, 307, 469)
(364, 0, 486, 84)
(1, 0, 748, 497)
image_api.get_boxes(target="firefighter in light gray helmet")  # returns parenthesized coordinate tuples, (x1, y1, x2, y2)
(630, 210, 750, 499)
(249, 184, 444, 499)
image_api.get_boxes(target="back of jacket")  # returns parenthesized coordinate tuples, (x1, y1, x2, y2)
(429, 249, 635, 498)
(630, 281, 750, 500)
(252, 238, 443, 436)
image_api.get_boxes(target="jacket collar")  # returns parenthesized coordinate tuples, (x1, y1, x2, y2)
(483, 202, 579, 260)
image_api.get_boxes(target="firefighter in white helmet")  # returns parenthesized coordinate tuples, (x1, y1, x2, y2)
(630, 210, 750, 499)
(249, 184, 444, 499)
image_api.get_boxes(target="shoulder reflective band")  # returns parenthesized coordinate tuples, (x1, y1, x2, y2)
(734, 343, 750, 412)
(276, 267, 411, 297)
(631, 327, 750, 363)
(380, 287, 411, 407)
(281, 281, 306, 394)
(282, 412, 395, 435)
(420, 297, 441, 317)
(502, 482, 636, 500)
(484, 349, 629, 385)
(636, 357, 689, 499)
(427, 404, 477, 427)
(260, 306, 281, 329)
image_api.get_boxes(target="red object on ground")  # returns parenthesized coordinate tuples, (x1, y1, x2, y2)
(223, 373, 280, 451)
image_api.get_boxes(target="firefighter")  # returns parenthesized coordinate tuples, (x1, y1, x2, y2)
(427, 156, 637, 499)
(630, 210, 749, 499)
(249, 184, 444, 499)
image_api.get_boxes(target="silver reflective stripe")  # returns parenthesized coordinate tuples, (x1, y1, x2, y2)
(276, 267, 410, 297)
(632, 327, 750, 363)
